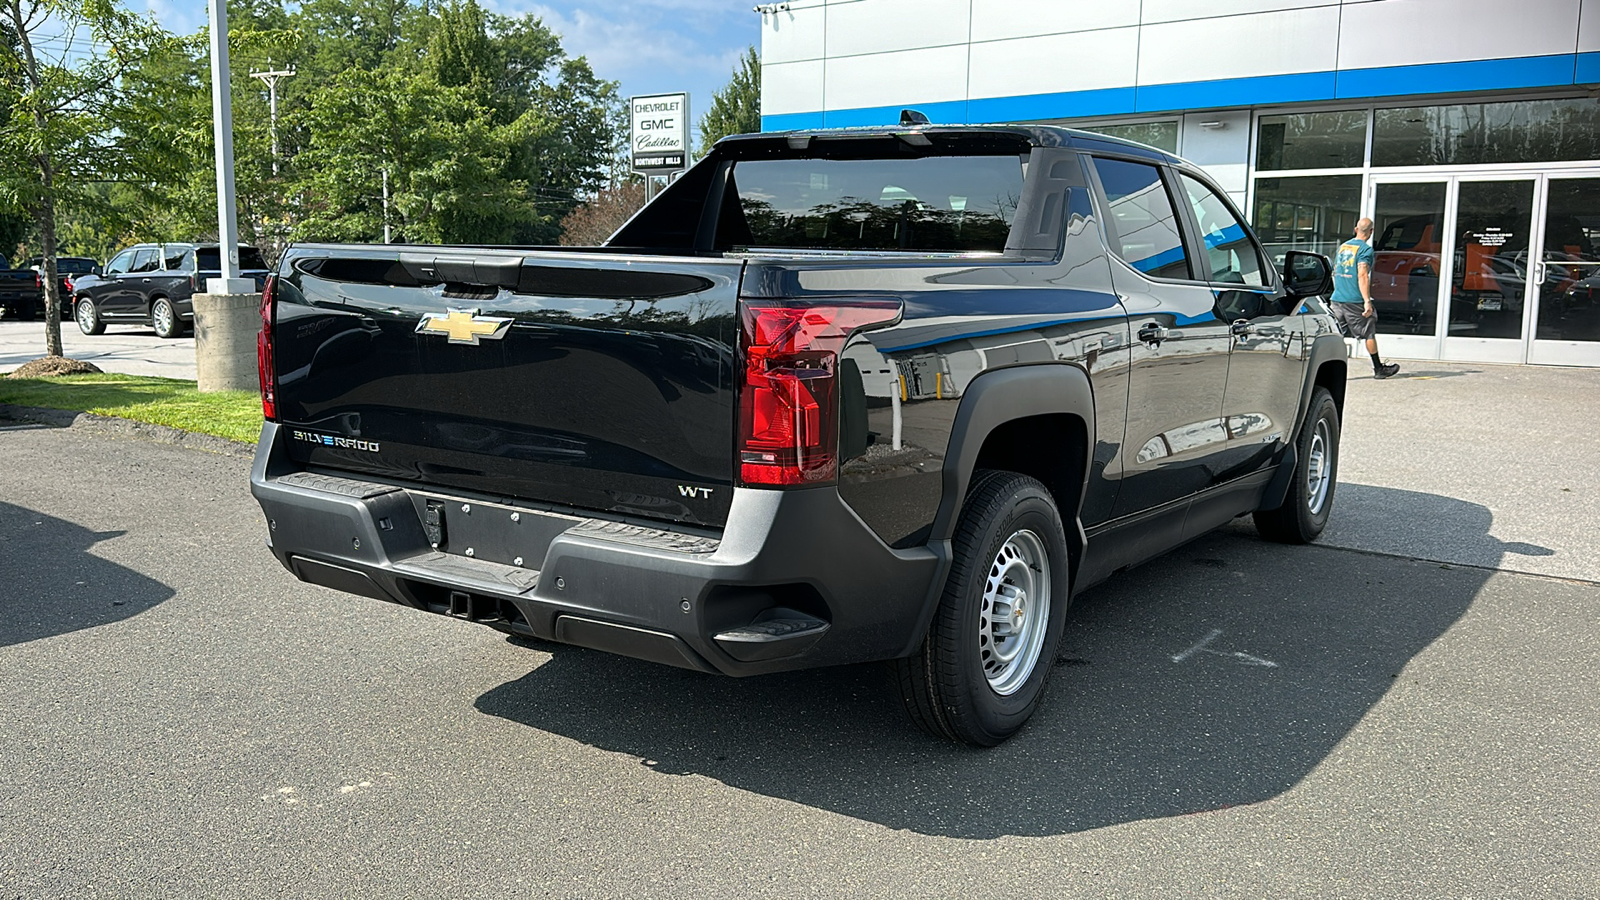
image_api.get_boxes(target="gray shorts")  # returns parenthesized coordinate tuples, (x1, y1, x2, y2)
(1331, 302, 1377, 340)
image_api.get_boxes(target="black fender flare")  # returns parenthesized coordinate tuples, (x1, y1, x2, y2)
(929, 362, 1096, 546)
(894, 363, 1098, 659)
(1260, 332, 1348, 511)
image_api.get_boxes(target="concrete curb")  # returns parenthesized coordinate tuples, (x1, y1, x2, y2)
(0, 402, 256, 458)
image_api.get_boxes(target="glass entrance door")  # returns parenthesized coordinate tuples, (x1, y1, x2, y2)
(1369, 177, 1450, 360)
(1530, 176, 1600, 365)
(1442, 178, 1537, 363)
(1367, 175, 1541, 363)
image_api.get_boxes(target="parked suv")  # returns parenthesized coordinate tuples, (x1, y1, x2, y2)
(71, 243, 270, 338)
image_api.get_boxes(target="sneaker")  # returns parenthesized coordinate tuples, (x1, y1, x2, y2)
(1374, 362, 1400, 379)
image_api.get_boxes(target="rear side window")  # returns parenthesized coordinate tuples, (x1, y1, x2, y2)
(1091, 158, 1192, 280)
(130, 249, 160, 273)
(1179, 174, 1266, 286)
(718, 155, 1024, 253)
(163, 246, 192, 270)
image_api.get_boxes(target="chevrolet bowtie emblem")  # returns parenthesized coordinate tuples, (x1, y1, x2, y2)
(416, 308, 513, 345)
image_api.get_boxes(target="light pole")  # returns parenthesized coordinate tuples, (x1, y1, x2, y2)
(249, 63, 295, 176)
(206, 0, 251, 294)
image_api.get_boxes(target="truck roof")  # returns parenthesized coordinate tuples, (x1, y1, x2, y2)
(716, 123, 1181, 165)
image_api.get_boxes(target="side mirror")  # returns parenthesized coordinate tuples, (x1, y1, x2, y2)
(1283, 250, 1332, 299)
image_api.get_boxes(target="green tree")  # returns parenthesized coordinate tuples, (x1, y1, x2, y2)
(0, 0, 183, 356)
(698, 46, 760, 157)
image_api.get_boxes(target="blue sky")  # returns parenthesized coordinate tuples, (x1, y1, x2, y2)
(142, 0, 759, 135)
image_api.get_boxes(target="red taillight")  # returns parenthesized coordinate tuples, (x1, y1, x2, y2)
(738, 299, 900, 487)
(257, 275, 278, 421)
(34, 272, 41, 288)
(63, 277, 73, 293)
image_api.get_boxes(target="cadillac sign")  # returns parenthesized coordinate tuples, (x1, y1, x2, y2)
(631, 92, 689, 173)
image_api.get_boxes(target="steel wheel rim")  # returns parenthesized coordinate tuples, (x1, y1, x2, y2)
(1306, 419, 1331, 515)
(978, 528, 1051, 696)
(76, 300, 92, 330)
(154, 301, 172, 334)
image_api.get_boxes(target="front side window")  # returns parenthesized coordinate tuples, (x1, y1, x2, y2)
(1091, 157, 1192, 280)
(105, 251, 134, 275)
(718, 155, 1024, 254)
(1180, 174, 1265, 287)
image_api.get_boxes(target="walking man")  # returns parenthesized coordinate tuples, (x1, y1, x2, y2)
(1330, 218, 1400, 378)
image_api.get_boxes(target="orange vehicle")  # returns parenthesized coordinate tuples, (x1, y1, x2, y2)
(1368, 215, 1443, 331)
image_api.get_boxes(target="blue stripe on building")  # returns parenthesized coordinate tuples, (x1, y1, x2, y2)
(763, 52, 1600, 132)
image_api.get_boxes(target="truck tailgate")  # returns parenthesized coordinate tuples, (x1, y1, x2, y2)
(272, 246, 743, 527)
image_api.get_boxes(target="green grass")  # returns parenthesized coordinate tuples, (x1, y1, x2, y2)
(0, 373, 263, 443)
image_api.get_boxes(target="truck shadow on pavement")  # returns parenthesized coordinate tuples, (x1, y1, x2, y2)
(477, 487, 1504, 838)
(0, 500, 174, 648)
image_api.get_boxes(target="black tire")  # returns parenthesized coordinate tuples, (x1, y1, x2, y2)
(1254, 387, 1340, 544)
(892, 470, 1072, 747)
(151, 297, 182, 338)
(75, 297, 105, 335)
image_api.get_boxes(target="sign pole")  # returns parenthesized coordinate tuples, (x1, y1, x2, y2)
(206, 0, 252, 295)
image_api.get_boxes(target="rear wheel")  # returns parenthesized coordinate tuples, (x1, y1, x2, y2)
(892, 470, 1071, 747)
(75, 297, 104, 335)
(1254, 387, 1340, 544)
(151, 297, 182, 338)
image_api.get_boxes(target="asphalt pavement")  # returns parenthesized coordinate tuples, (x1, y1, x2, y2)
(1, 363, 1598, 897)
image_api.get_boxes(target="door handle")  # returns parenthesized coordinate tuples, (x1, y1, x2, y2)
(1137, 323, 1169, 346)
(1231, 318, 1254, 337)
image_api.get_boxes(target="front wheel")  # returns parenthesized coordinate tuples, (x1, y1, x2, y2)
(76, 297, 105, 335)
(1254, 386, 1340, 544)
(892, 470, 1071, 747)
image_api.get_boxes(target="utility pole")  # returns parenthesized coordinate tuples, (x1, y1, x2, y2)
(249, 63, 295, 175)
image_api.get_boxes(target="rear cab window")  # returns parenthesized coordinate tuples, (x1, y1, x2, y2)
(716, 155, 1025, 254)
(1089, 157, 1193, 280)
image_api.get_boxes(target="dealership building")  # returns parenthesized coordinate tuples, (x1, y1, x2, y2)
(757, 0, 1600, 366)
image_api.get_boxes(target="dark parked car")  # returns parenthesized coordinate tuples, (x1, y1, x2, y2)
(0, 253, 42, 320)
(70, 243, 270, 338)
(24, 256, 99, 318)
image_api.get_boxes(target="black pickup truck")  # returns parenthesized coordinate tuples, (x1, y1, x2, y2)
(251, 124, 1347, 745)
(0, 253, 42, 320)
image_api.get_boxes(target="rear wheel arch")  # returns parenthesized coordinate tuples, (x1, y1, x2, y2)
(931, 364, 1095, 568)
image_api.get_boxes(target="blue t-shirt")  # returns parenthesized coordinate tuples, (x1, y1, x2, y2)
(1330, 238, 1374, 305)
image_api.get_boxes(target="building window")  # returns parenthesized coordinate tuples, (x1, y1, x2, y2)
(1373, 98, 1600, 167)
(1251, 175, 1362, 266)
(1256, 110, 1367, 171)
(1077, 121, 1179, 154)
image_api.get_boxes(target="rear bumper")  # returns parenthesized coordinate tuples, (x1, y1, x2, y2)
(250, 422, 946, 676)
